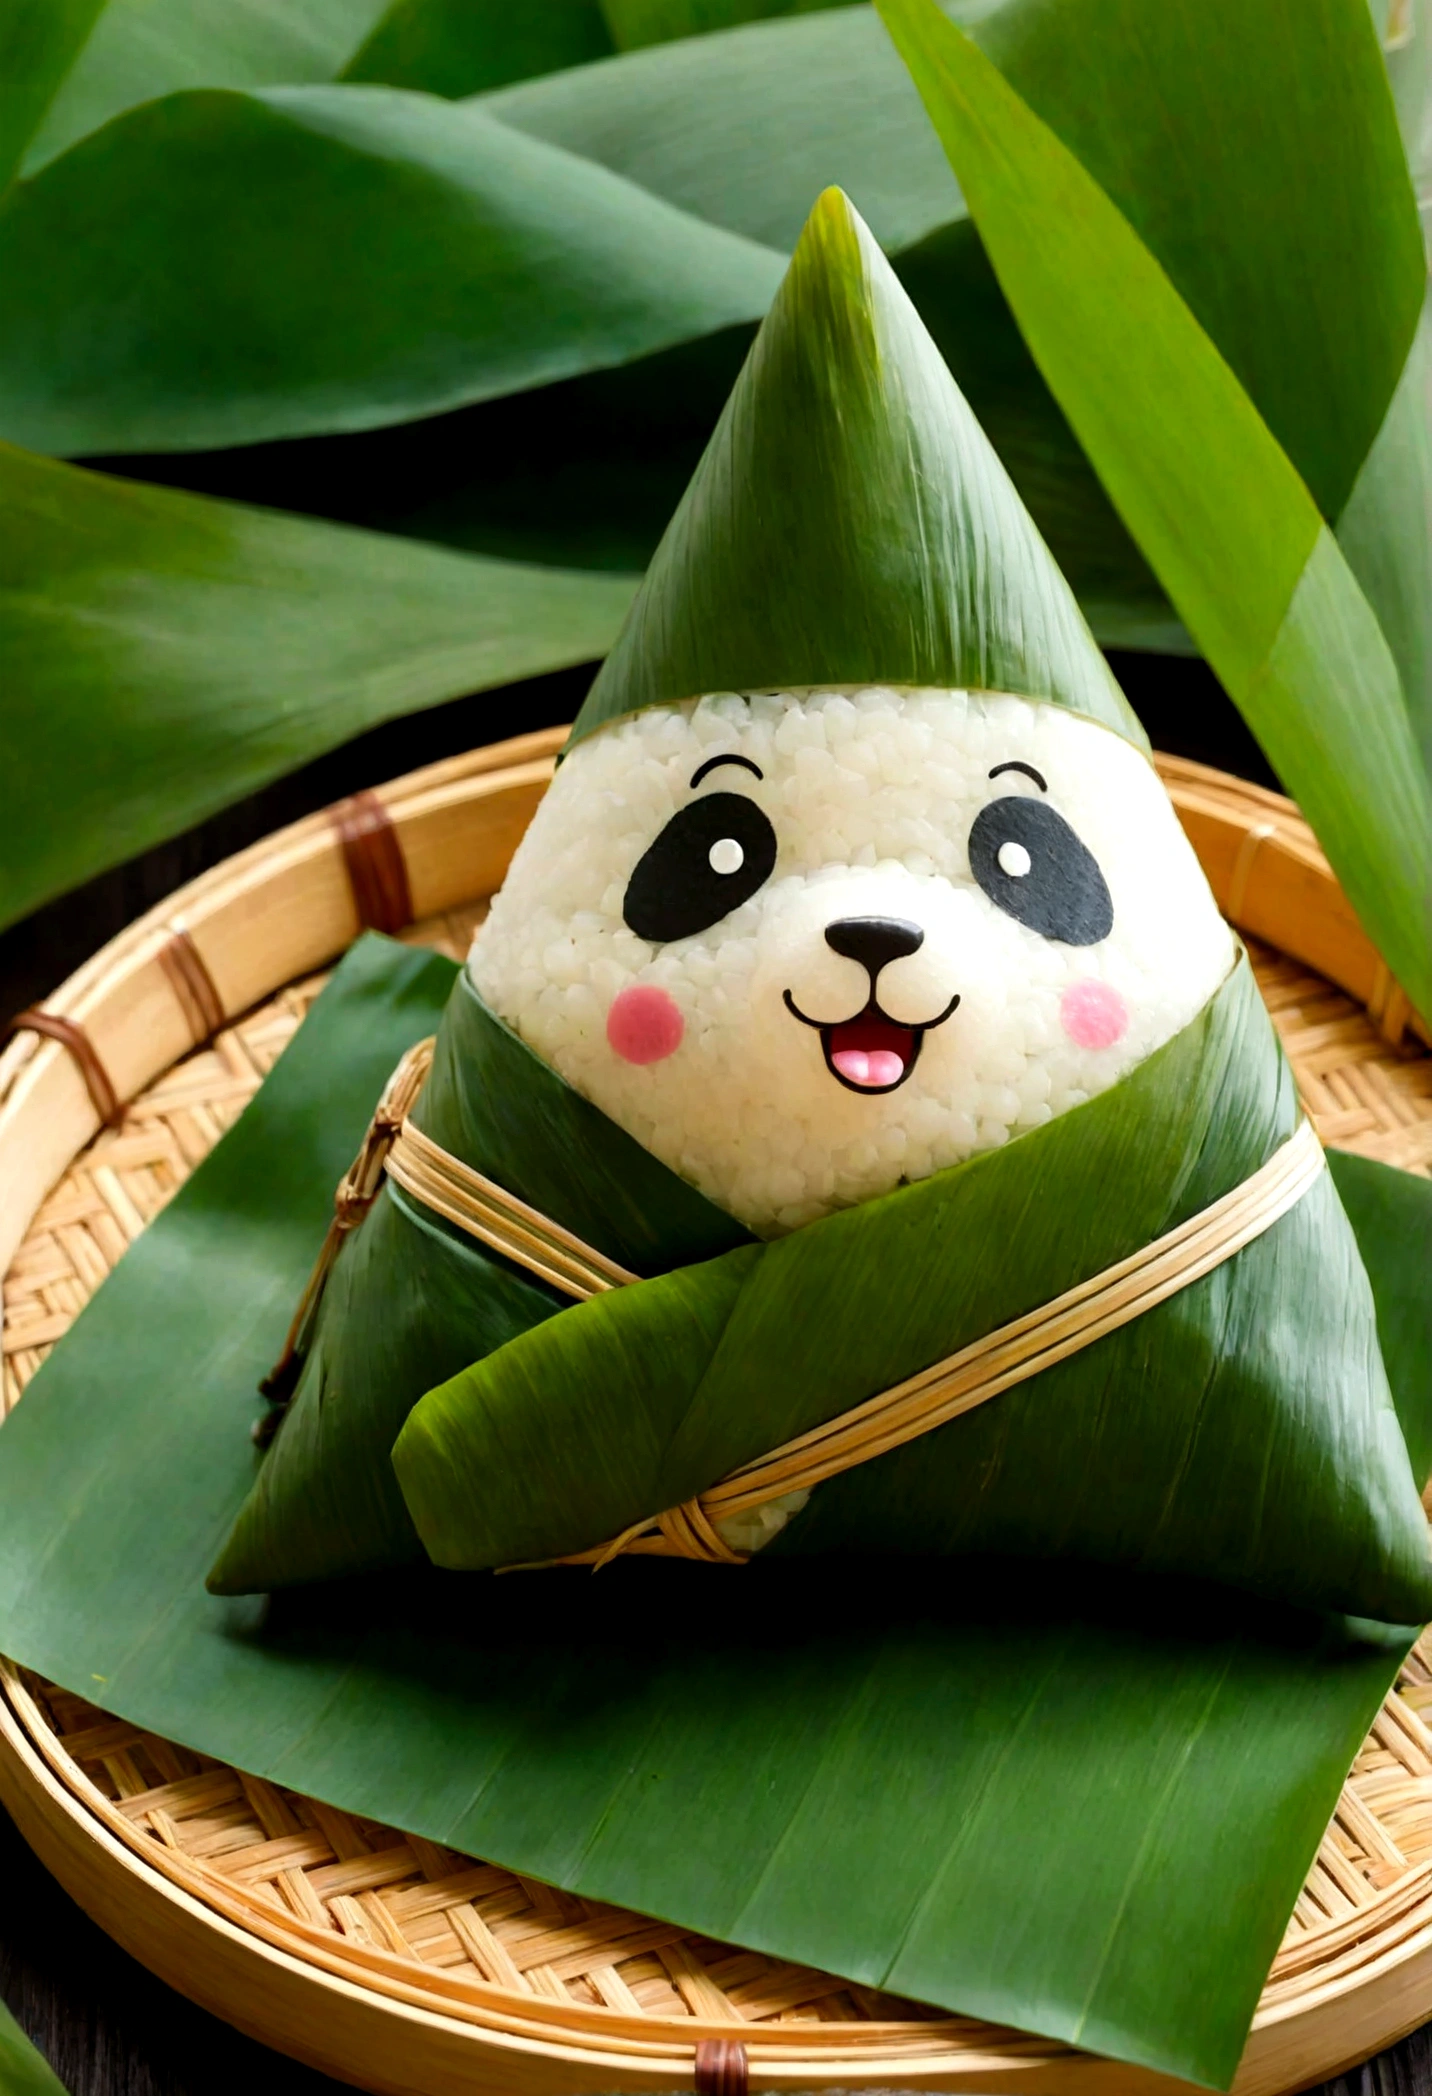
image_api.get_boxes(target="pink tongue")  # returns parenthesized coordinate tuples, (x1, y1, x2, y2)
(832, 1047, 905, 1088)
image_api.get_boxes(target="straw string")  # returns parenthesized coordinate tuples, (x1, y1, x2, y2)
(256, 1035, 436, 1424)
(384, 1120, 637, 1297)
(555, 1117, 1326, 1567)
(4, 1008, 122, 1128)
(259, 1038, 1324, 1562)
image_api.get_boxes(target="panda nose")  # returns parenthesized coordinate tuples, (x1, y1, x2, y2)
(824, 916, 925, 980)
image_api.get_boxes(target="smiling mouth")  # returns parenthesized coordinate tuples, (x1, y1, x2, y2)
(782, 989, 960, 1094)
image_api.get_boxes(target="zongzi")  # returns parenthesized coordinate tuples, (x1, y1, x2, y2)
(210, 189, 1431, 1631)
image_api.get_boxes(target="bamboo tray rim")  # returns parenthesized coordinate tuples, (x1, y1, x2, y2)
(2, 731, 1430, 2096)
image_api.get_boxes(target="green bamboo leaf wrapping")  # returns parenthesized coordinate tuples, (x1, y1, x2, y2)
(19, 0, 392, 175)
(208, 971, 752, 1593)
(0, 2003, 65, 2096)
(0, 935, 1426, 2087)
(342, 0, 615, 96)
(0, 87, 784, 457)
(0, 443, 636, 931)
(875, 0, 1432, 1024)
(393, 954, 1432, 1625)
(573, 188, 1138, 745)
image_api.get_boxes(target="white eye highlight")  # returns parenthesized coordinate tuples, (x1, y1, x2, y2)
(708, 836, 745, 876)
(997, 840, 1032, 879)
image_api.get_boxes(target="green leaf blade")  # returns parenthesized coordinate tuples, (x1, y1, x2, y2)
(0, 443, 637, 928)
(876, 0, 1432, 1023)
(0, 2001, 66, 2096)
(1336, 290, 1432, 773)
(976, 0, 1425, 524)
(19, 0, 394, 176)
(0, 86, 784, 457)
(0, 0, 106, 195)
(342, 0, 615, 96)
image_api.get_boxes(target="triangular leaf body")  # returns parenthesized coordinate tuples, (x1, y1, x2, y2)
(572, 186, 1140, 745)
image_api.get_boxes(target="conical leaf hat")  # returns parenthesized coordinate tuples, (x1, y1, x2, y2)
(571, 187, 1141, 748)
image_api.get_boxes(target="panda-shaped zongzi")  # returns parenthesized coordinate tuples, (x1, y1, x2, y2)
(472, 688, 1233, 1238)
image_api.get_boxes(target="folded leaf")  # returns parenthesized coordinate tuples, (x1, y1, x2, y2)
(209, 970, 751, 1593)
(395, 954, 1432, 1624)
(19, 0, 392, 176)
(0, 442, 636, 930)
(574, 187, 1138, 745)
(0, 86, 783, 456)
(0, 934, 1425, 2089)
(877, 0, 1432, 1025)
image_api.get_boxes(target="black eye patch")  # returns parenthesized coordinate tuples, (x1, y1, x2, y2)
(623, 792, 778, 943)
(968, 796, 1113, 945)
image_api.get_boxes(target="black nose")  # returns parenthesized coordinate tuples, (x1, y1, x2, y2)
(824, 916, 925, 978)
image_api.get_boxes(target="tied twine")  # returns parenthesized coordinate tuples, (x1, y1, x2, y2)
(259, 1041, 1325, 1557)
(256, 1037, 437, 1430)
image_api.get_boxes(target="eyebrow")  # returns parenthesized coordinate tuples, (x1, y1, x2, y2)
(691, 753, 764, 787)
(989, 760, 1048, 792)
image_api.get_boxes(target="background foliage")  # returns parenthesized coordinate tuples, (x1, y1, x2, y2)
(0, 0, 1426, 1024)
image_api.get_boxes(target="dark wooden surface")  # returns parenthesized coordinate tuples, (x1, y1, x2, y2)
(4, 659, 1423, 2093)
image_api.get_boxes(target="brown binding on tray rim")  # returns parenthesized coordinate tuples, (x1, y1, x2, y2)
(4, 1009, 122, 1128)
(331, 788, 413, 936)
(157, 925, 226, 1047)
(695, 2039, 749, 2096)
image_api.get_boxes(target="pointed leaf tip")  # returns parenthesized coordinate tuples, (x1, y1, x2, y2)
(571, 183, 1139, 748)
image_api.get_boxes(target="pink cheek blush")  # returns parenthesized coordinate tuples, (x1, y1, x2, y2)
(606, 985, 685, 1065)
(1061, 978, 1129, 1051)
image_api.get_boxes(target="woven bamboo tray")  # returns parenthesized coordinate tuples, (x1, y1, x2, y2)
(1, 729, 1430, 2096)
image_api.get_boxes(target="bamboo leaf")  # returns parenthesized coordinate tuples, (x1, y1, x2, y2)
(476, 0, 1421, 663)
(0, 443, 636, 931)
(1337, 290, 1432, 771)
(342, 0, 616, 98)
(393, 956, 1432, 1628)
(209, 972, 751, 1596)
(0, 2002, 65, 2096)
(489, 0, 1421, 525)
(0, 87, 783, 457)
(972, 0, 1425, 526)
(875, 0, 1432, 1024)
(1328, 1149, 1432, 1484)
(600, 0, 861, 50)
(575, 187, 1137, 747)
(0, 934, 1422, 2089)
(19, 0, 393, 176)
(480, 8, 967, 259)
(0, 0, 105, 194)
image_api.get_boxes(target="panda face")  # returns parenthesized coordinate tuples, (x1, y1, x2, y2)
(470, 688, 1234, 1236)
